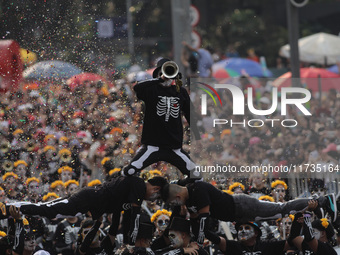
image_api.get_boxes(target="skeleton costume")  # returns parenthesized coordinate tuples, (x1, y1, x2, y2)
(162, 182, 335, 246)
(2, 176, 168, 246)
(54, 217, 82, 255)
(123, 59, 200, 178)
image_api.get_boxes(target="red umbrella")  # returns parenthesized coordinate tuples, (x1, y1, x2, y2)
(66, 72, 114, 90)
(273, 67, 340, 92)
(212, 68, 240, 79)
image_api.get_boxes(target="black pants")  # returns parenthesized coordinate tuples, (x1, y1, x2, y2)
(123, 144, 200, 178)
(11, 187, 104, 219)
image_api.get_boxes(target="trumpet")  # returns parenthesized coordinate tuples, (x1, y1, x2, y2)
(161, 61, 179, 79)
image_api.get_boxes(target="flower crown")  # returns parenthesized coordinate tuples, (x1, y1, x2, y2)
(223, 189, 234, 195)
(13, 129, 24, 135)
(101, 157, 111, 166)
(43, 145, 56, 152)
(44, 134, 56, 141)
(58, 166, 73, 174)
(258, 195, 274, 202)
(59, 136, 69, 142)
(2, 172, 18, 181)
(50, 180, 65, 189)
(26, 177, 40, 186)
(65, 179, 79, 188)
(109, 168, 121, 175)
(14, 160, 28, 167)
(321, 218, 329, 228)
(271, 180, 288, 190)
(58, 148, 71, 156)
(228, 182, 245, 192)
(151, 209, 172, 222)
(149, 169, 163, 176)
(88, 179, 102, 187)
(43, 192, 59, 201)
(110, 127, 123, 134)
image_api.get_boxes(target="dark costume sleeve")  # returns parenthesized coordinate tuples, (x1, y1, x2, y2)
(133, 79, 160, 101)
(79, 220, 101, 253)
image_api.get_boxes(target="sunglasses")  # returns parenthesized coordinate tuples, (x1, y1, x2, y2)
(157, 219, 170, 226)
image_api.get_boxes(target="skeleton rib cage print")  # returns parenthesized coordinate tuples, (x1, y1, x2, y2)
(156, 96, 180, 122)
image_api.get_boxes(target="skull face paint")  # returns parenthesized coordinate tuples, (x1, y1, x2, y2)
(156, 214, 170, 232)
(168, 230, 184, 248)
(238, 224, 255, 241)
(313, 228, 321, 240)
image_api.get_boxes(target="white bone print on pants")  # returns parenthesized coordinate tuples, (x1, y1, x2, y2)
(156, 96, 180, 121)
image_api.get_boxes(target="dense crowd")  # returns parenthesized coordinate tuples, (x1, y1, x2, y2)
(0, 51, 340, 255)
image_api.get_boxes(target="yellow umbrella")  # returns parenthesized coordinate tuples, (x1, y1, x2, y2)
(20, 48, 37, 65)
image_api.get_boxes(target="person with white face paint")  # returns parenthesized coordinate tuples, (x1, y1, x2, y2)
(271, 180, 288, 203)
(154, 217, 208, 255)
(161, 182, 338, 246)
(8, 206, 39, 255)
(288, 206, 337, 255)
(205, 221, 293, 255)
(151, 209, 171, 237)
(0, 176, 168, 250)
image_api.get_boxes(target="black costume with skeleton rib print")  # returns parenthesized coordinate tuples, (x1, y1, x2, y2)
(135, 78, 198, 149)
(123, 77, 200, 177)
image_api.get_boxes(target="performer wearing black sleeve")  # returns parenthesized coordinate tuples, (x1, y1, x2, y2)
(118, 222, 155, 255)
(290, 210, 337, 255)
(153, 217, 208, 255)
(208, 221, 290, 255)
(0, 176, 168, 248)
(122, 58, 201, 180)
(76, 219, 107, 255)
(54, 216, 82, 255)
(161, 182, 337, 246)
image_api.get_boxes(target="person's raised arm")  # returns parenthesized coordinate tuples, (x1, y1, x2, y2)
(10, 206, 25, 255)
(182, 41, 198, 53)
(79, 218, 102, 255)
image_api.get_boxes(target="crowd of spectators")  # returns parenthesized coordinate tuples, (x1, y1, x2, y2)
(0, 52, 340, 254)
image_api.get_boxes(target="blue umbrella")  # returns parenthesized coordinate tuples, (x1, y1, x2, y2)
(327, 65, 339, 74)
(212, 57, 272, 77)
(23, 60, 83, 80)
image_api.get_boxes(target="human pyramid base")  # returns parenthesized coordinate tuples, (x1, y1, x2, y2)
(0, 172, 339, 255)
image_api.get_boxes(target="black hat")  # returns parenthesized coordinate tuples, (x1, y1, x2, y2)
(169, 217, 191, 234)
(235, 221, 262, 238)
(310, 179, 325, 191)
(152, 58, 171, 78)
(148, 176, 168, 193)
(137, 223, 155, 240)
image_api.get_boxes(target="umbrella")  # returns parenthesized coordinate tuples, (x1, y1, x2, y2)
(212, 58, 272, 77)
(23, 60, 83, 80)
(279, 32, 340, 65)
(66, 72, 114, 90)
(327, 65, 339, 74)
(272, 67, 340, 92)
(212, 68, 240, 79)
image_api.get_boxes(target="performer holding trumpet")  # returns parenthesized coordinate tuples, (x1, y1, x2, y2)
(122, 58, 202, 180)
